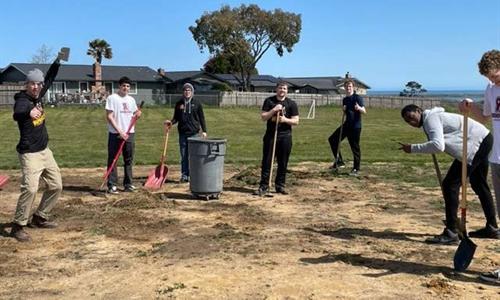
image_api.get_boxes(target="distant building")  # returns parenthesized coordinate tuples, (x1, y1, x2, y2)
(0, 63, 164, 103)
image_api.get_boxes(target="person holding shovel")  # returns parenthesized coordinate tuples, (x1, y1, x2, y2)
(254, 81, 299, 196)
(328, 79, 366, 176)
(164, 83, 207, 183)
(10, 53, 66, 242)
(458, 49, 500, 283)
(399, 104, 499, 245)
(105, 76, 142, 194)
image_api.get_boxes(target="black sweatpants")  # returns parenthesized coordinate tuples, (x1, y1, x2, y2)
(107, 133, 135, 189)
(328, 124, 361, 170)
(259, 132, 292, 189)
(442, 133, 497, 231)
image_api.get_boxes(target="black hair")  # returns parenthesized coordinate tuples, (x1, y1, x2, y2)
(118, 76, 132, 86)
(401, 104, 422, 118)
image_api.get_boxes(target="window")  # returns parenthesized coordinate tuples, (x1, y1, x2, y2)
(79, 82, 89, 92)
(51, 82, 66, 94)
(129, 82, 137, 94)
(104, 82, 114, 94)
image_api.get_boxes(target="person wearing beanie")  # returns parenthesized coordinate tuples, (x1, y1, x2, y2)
(10, 56, 63, 242)
(164, 82, 207, 183)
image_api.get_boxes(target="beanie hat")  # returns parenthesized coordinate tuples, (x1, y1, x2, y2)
(26, 68, 45, 82)
(183, 83, 194, 92)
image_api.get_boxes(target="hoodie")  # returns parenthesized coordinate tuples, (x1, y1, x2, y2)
(411, 107, 489, 165)
(13, 91, 49, 154)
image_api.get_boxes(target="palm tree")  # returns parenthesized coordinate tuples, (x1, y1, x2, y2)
(87, 39, 112, 97)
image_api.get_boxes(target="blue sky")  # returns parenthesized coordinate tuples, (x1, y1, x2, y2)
(1, 0, 499, 90)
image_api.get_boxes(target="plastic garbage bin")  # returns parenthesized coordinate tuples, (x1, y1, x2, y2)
(188, 137, 226, 200)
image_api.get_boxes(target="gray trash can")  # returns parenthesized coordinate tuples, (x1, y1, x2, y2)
(188, 137, 226, 200)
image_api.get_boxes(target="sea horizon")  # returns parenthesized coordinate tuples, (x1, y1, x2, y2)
(368, 89, 484, 102)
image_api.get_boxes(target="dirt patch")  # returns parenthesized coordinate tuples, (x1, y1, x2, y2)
(0, 163, 498, 299)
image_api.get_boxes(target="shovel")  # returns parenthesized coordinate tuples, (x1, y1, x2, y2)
(333, 109, 346, 173)
(144, 128, 170, 190)
(0, 174, 8, 189)
(453, 109, 477, 271)
(265, 110, 281, 197)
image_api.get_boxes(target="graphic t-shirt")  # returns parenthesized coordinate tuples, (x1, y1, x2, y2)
(483, 83, 500, 163)
(105, 93, 138, 134)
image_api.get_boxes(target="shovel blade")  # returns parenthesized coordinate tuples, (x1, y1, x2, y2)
(144, 166, 168, 190)
(453, 237, 477, 271)
(0, 174, 9, 189)
(58, 47, 70, 62)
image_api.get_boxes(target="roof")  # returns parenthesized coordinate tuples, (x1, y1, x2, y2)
(162, 71, 205, 82)
(285, 76, 371, 90)
(214, 74, 280, 87)
(2, 63, 161, 82)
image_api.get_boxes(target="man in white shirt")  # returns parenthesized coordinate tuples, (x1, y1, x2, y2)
(105, 76, 141, 194)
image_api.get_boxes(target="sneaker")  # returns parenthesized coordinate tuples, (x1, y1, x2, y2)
(28, 215, 57, 229)
(276, 187, 289, 195)
(329, 161, 346, 169)
(10, 223, 31, 242)
(349, 169, 359, 177)
(479, 269, 500, 284)
(180, 176, 189, 183)
(469, 224, 500, 239)
(425, 228, 459, 245)
(124, 185, 137, 193)
(107, 186, 119, 194)
(253, 186, 269, 196)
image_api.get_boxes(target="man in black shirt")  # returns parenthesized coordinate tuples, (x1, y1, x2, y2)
(11, 56, 64, 242)
(255, 81, 299, 196)
(328, 79, 366, 176)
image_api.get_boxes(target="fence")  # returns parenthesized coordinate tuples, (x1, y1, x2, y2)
(0, 87, 441, 109)
(218, 91, 441, 109)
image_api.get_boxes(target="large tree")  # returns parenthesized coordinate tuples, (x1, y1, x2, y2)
(30, 44, 55, 63)
(87, 39, 113, 97)
(190, 4, 301, 91)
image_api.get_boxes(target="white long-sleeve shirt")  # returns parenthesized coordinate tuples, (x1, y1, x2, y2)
(411, 107, 489, 165)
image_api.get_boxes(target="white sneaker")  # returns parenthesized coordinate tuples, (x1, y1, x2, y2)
(479, 269, 500, 284)
(107, 186, 119, 194)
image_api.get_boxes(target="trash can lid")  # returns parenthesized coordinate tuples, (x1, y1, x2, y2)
(188, 137, 227, 143)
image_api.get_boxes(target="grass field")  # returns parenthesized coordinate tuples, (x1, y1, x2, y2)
(0, 104, 457, 185)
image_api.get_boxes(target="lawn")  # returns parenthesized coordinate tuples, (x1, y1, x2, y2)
(0, 104, 456, 185)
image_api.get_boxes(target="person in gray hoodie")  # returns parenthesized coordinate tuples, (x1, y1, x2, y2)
(400, 104, 499, 245)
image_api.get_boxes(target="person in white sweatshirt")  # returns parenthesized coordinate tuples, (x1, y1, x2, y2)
(399, 104, 499, 245)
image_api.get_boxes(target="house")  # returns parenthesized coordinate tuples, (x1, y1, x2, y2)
(284, 76, 371, 95)
(0, 63, 164, 103)
(159, 70, 231, 93)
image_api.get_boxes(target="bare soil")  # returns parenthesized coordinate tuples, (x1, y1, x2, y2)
(0, 163, 499, 299)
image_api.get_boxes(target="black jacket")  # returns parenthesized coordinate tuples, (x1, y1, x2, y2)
(13, 61, 60, 154)
(172, 97, 207, 135)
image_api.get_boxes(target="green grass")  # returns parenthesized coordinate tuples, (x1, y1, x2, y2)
(0, 105, 455, 181)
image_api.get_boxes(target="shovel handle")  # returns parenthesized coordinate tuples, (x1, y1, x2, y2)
(268, 110, 281, 189)
(460, 111, 468, 232)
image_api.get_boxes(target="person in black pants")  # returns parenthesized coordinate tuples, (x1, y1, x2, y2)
(328, 79, 366, 176)
(255, 81, 299, 196)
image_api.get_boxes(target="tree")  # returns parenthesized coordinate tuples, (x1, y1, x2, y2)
(190, 4, 301, 91)
(400, 81, 427, 97)
(87, 39, 113, 98)
(30, 44, 55, 63)
(203, 51, 258, 75)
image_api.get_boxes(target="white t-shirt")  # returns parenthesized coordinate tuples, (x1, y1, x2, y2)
(105, 93, 138, 134)
(482, 83, 500, 163)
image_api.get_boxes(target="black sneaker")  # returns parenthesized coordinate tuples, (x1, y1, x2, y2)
(180, 176, 189, 183)
(329, 160, 346, 169)
(425, 228, 459, 245)
(124, 185, 137, 193)
(253, 186, 269, 196)
(479, 269, 500, 284)
(469, 224, 500, 239)
(107, 186, 119, 194)
(276, 187, 289, 195)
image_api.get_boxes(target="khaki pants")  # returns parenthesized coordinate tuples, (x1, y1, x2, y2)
(14, 148, 62, 226)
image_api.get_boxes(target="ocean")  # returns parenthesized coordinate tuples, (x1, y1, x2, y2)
(368, 90, 484, 102)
